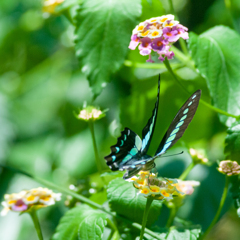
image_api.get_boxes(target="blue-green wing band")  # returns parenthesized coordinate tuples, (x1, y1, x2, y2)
(155, 89, 201, 156)
(104, 128, 142, 171)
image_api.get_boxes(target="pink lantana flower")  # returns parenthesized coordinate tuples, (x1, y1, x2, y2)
(129, 15, 189, 62)
(1, 187, 61, 216)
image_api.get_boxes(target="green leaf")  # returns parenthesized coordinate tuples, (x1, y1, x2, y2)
(229, 175, 240, 216)
(156, 226, 201, 240)
(225, 123, 240, 160)
(55, 0, 82, 13)
(189, 26, 240, 127)
(52, 204, 107, 240)
(75, 0, 142, 97)
(78, 213, 107, 240)
(107, 178, 162, 226)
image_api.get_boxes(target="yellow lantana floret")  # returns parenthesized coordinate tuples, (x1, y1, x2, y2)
(149, 30, 163, 39)
(139, 186, 152, 196)
(138, 30, 151, 37)
(163, 20, 179, 28)
(149, 185, 161, 194)
(159, 14, 174, 23)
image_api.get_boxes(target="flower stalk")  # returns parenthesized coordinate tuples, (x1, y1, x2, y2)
(201, 176, 229, 239)
(29, 209, 44, 240)
(88, 120, 102, 174)
(179, 161, 196, 181)
(166, 204, 177, 228)
(139, 198, 154, 240)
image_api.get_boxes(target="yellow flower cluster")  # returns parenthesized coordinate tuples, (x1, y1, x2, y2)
(189, 148, 208, 164)
(1, 187, 61, 216)
(127, 171, 179, 200)
(77, 106, 106, 121)
(127, 171, 200, 201)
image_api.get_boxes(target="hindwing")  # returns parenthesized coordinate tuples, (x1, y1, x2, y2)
(104, 128, 142, 171)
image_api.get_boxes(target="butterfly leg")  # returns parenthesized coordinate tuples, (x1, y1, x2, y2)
(150, 164, 157, 175)
(123, 166, 142, 180)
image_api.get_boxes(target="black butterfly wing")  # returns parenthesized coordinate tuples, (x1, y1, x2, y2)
(104, 128, 142, 171)
(155, 90, 201, 156)
(141, 75, 160, 155)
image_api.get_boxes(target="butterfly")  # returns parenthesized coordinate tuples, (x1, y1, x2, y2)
(104, 75, 201, 179)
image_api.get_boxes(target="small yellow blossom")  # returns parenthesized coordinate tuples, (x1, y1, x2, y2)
(1, 187, 61, 216)
(77, 105, 106, 122)
(159, 14, 175, 23)
(139, 186, 152, 196)
(218, 160, 240, 176)
(42, 0, 64, 14)
(189, 148, 208, 164)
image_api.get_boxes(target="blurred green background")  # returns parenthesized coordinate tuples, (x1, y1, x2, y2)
(1, 0, 240, 239)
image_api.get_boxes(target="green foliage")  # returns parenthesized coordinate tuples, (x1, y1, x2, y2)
(75, 0, 142, 98)
(225, 124, 240, 161)
(157, 226, 201, 240)
(230, 175, 240, 217)
(52, 204, 107, 240)
(78, 212, 107, 240)
(55, 0, 83, 13)
(189, 26, 240, 127)
(2, 0, 240, 240)
(107, 178, 162, 226)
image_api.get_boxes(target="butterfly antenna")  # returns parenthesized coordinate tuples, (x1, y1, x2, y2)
(160, 151, 184, 158)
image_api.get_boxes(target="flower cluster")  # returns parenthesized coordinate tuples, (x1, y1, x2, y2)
(77, 105, 106, 122)
(1, 187, 61, 216)
(218, 160, 240, 176)
(127, 171, 199, 201)
(129, 15, 188, 62)
(42, 0, 64, 14)
(189, 148, 208, 164)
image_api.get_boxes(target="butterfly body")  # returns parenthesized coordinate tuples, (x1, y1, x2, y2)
(105, 75, 201, 179)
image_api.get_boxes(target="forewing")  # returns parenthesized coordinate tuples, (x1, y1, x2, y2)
(141, 75, 160, 155)
(155, 90, 201, 156)
(104, 128, 142, 171)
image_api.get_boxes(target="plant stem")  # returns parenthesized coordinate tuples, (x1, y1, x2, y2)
(200, 176, 229, 239)
(139, 198, 154, 240)
(29, 210, 43, 240)
(88, 120, 103, 174)
(166, 205, 177, 228)
(106, 219, 120, 240)
(179, 161, 196, 180)
(170, 46, 194, 70)
(167, 0, 188, 55)
(0, 164, 162, 240)
(163, 58, 240, 120)
(124, 60, 183, 70)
